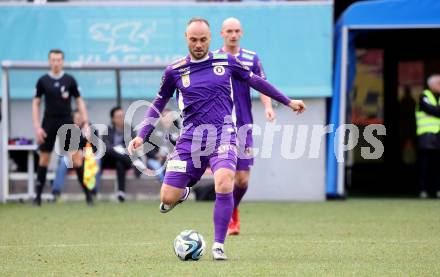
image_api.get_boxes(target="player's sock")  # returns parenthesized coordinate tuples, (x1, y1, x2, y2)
(233, 185, 248, 209)
(35, 166, 47, 202)
(213, 192, 233, 244)
(180, 187, 189, 200)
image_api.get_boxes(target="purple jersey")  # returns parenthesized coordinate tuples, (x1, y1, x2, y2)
(216, 48, 266, 127)
(138, 52, 290, 141)
(158, 52, 252, 140)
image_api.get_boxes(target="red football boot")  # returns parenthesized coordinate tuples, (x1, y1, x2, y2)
(227, 208, 240, 235)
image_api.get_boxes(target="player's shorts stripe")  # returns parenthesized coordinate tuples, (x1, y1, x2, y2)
(177, 89, 185, 111)
(229, 77, 237, 127)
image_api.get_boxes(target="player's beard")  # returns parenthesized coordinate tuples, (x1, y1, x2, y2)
(189, 47, 209, 60)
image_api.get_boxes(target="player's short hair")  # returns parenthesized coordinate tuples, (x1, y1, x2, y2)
(48, 49, 64, 59)
(187, 17, 210, 28)
(110, 106, 122, 118)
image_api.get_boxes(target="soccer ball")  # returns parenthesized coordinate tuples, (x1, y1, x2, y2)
(173, 230, 206, 261)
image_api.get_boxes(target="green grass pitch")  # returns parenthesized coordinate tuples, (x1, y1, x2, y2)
(1, 199, 440, 276)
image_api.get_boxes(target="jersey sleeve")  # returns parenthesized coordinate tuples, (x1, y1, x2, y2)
(228, 54, 253, 81)
(71, 77, 81, 98)
(157, 66, 176, 98)
(137, 67, 176, 139)
(34, 78, 44, 98)
(253, 55, 266, 80)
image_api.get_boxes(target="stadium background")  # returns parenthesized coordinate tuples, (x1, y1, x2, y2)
(0, 1, 331, 202)
(1, 1, 440, 275)
(1, 0, 440, 200)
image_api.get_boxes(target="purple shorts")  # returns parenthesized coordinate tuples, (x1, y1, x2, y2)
(236, 125, 254, 171)
(164, 137, 237, 189)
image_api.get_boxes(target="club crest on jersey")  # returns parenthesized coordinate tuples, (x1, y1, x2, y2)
(182, 74, 190, 88)
(213, 65, 225, 76)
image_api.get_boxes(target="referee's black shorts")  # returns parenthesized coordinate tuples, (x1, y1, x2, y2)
(40, 116, 75, 152)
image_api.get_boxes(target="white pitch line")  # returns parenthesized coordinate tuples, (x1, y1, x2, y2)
(245, 240, 440, 244)
(0, 242, 156, 249)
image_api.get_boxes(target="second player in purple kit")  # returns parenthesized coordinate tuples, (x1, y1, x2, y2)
(128, 18, 306, 261)
(216, 17, 276, 236)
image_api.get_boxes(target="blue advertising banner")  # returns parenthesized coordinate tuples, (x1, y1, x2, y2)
(0, 2, 332, 99)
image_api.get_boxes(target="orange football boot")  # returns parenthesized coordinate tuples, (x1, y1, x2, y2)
(227, 208, 240, 235)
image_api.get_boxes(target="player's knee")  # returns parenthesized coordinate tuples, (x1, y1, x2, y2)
(216, 174, 234, 193)
(38, 152, 50, 166)
(160, 189, 180, 205)
(235, 174, 249, 188)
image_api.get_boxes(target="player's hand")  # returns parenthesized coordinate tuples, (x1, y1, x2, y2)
(265, 107, 276, 122)
(82, 122, 91, 141)
(35, 127, 47, 144)
(128, 136, 144, 155)
(289, 100, 306, 115)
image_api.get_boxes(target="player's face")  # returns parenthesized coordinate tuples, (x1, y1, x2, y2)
(112, 109, 124, 129)
(49, 53, 64, 74)
(221, 23, 242, 48)
(432, 78, 440, 93)
(185, 22, 211, 60)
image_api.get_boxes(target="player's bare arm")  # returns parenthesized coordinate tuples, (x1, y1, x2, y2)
(32, 97, 46, 144)
(260, 94, 276, 121)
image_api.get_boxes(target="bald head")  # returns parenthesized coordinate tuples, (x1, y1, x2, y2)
(428, 74, 440, 94)
(222, 17, 241, 30)
(221, 17, 243, 51)
(185, 18, 211, 60)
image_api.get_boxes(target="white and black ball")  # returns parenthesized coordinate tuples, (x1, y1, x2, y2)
(173, 230, 206, 261)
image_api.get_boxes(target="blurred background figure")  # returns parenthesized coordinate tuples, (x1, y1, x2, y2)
(415, 74, 440, 198)
(51, 109, 98, 202)
(32, 49, 93, 206)
(100, 106, 141, 202)
(399, 86, 417, 165)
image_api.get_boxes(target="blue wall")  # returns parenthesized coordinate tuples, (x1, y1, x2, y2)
(0, 3, 332, 99)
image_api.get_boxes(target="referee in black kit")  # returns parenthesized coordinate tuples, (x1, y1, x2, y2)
(32, 49, 93, 206)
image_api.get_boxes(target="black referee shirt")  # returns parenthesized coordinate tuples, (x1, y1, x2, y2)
(34, 72, 80, 118)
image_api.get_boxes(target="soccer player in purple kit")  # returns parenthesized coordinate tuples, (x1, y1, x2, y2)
(128, 18, 305, 261)
(216, 17, 275, 236)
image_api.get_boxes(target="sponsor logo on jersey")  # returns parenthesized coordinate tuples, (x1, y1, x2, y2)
(166, 160, 187, 173)
(213, 53, 228, 59)
(242, 61, 254, 67)
(241, 53, 254, 61)
(178, 66, 191, 75)
(213, 65, 225, 76)
(212, 62, 228, 66)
